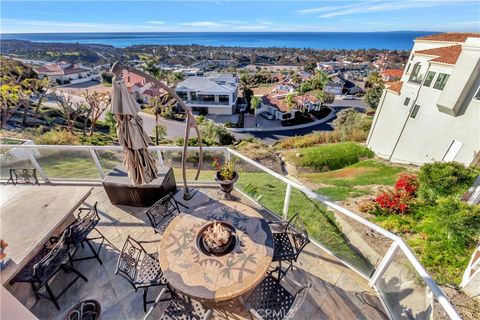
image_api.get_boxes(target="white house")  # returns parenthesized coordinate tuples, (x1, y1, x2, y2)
(367, 33, 480, 166)
(175, 74, 239, 115)
(34, 62, 98, 85)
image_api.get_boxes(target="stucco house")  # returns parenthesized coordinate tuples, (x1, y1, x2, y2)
(34, 62, 98, 85)
(367, 32, 480, 166)
(175, 74, 239, 115)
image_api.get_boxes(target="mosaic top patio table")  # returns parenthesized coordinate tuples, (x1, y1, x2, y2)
(159, 200, 274, 302)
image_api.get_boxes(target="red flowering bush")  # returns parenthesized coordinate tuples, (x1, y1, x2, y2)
(375, 174, 419, 215)
(394, 174, 419, 197)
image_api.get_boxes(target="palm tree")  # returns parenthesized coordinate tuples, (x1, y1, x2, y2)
(250, 95, 260, 127)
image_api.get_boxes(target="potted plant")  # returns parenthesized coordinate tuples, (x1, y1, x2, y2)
(212, 158, 238, 197)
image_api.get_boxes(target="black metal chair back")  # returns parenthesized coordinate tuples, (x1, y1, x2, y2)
(145, 193, 180, 233)
(286, 214, 310, 255)
(67, 203, 100, 245)
(33, 232, 70, 284)
(115, 235, 146, 286)
(245, 271, 310, 320)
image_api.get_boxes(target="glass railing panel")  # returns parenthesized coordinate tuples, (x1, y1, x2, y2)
(161, 149, 222, 183)
(288, 189, 380, 276)
(231, 154, 287, 217)
(33, 148, 101, 180)
(95, 149, 124, 175)
(377, 249, 434, 319)
(0, 146, 35, 179)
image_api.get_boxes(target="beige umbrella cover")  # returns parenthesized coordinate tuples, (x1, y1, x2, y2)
(111, 77, 158, 186)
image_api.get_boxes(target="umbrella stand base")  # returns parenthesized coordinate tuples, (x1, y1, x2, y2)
(174, 189, 210, 212)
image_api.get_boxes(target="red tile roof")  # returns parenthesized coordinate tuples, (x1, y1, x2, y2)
(386, 81, 403, 93)
(415, 45, 462, 65)
(261, 94, 290, 112)
(34, 63, 89, 76)
(416, 33, 480, 43)
(381, 69, 403, 78)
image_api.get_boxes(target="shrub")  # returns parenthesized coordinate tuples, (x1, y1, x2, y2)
(34, 130, 80, 145)
(375, 190, 412, 215)
(286, 142, 374, 171)
(79, 132, 115, 146)
(394, 174, 419, 197)
(418, 162, 479, 201)
(374, 174, 418, 215)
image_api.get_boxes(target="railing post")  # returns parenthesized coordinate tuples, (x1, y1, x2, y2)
(282, 183, 292, 220)
(25, 148, 49, 183)
(225, 148, 231, 162)
(369, 241, 400, 287)
(156, 150, 165, 167)
(89, 148, 105, 179)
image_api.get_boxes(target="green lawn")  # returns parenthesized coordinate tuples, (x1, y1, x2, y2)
(284, 142, 374, 171)
(236, 171, 373, 275)
(300, 160, 409, 201)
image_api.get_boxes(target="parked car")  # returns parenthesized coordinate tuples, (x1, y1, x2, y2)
(343, 95, 355, 100)
(260, 111, 274, 120)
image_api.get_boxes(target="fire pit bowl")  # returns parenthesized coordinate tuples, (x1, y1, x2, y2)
(197, 221, 237, 256)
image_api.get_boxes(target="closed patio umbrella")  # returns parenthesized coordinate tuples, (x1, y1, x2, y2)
(111, 76, 158, 186)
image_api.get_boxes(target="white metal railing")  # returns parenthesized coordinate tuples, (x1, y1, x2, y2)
(0, 144, 461, 320)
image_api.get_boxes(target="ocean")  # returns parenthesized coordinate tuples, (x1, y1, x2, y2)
(0, 31, 434, 50)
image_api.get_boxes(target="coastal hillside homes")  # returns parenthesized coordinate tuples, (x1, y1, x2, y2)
(380, 69, 403, 82)
(175, 74, 239, 115)
(122, 69, 163, 102)
(34, 62, 98, 85)
(367, 32, 480, 166)
(259, 94, 297, 120)
(324, 73, 363, 95)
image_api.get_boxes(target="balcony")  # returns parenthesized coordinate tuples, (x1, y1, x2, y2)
(0, 144, 461, 319)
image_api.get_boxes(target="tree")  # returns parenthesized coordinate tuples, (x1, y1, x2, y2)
(83, 90, 110, 136)
(0, 84, 20, 129)
(250, 95, 260, 127)
(285, 93, 296, 111)
(242, 86, 253, 109)
(364, 86, 384, 109)
(304, 62, 317, 73)
(21, 78, 53, 128)
(364, 71, 385, 109)
(55, 91, 82, 134)
(315, 91, 335, 106)
(152, 124, 167, 144)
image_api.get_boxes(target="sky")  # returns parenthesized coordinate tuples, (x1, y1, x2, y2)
(1, 0, 479, 33)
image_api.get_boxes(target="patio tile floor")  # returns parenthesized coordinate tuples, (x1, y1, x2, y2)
(5, 185, 388, 320)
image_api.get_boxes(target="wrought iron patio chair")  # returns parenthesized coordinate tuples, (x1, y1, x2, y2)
(145, 193, 181, 235)
(115, 236, 169, 312)
(65, 202, 106, 266)
(5, 168, 40, 185)
(144, 287, 213, 320)
(268, 213, 310, 274)
(12, 231, 88, 310)
(64, 299, 101, 320)
(243, 269, 310, 320)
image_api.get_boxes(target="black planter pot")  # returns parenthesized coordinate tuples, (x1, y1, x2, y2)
(215, 171, 239, 196)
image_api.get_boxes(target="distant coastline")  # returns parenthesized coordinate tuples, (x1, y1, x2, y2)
(0, 31, 435, 50)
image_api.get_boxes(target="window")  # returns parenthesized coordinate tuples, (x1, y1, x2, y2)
(409, 63, 422, 83)
(177, 91, 187, 100)
(405, 63, 411, 74)
(191, 92, 197, 101)
(199, 94, 215, 102)
(423, 71, 436, 87)
(403, 97, 411, 106)
(218, 95, 229, 103)
(433, 73, 450, 90)
(443, 140, 463, 162)
(410, 104, 420, 118)
(474, 86, 480, 100)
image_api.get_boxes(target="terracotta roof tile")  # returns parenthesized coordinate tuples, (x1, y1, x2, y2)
(381, 69, 403, 78)
(261, 94, 290, 112)
(387, 81, 402, 93)
(415, 45, 462, 65)
(416, 33, 480, 43)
